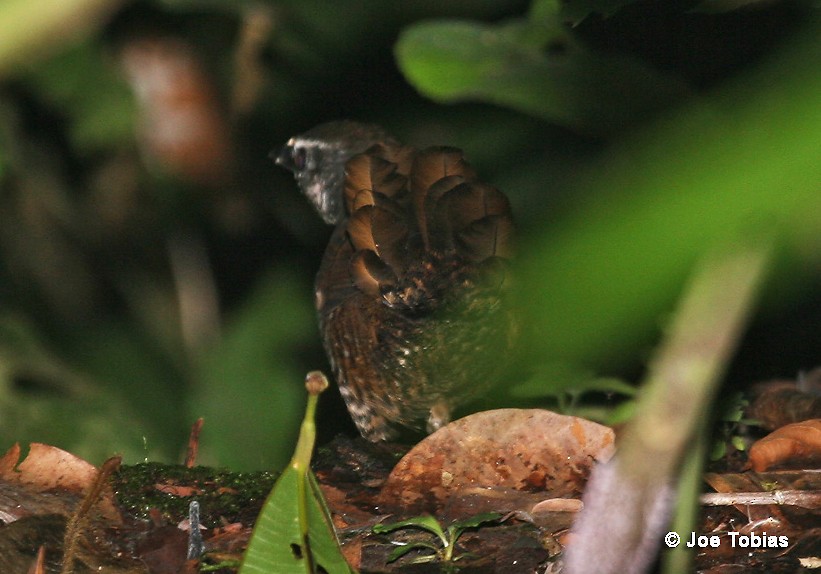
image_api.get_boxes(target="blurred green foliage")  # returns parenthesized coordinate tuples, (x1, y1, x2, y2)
(0, 0, 817, 471)
(396, 0, 690, 135)
(24, 41, 136, 151)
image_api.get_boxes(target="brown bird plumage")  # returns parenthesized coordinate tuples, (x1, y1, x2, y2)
(277, 121, 515, 441)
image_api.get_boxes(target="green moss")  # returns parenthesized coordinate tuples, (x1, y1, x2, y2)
(111, 463, 278, 525)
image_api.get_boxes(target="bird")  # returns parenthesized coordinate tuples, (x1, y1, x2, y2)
(276, 120, 516, 441)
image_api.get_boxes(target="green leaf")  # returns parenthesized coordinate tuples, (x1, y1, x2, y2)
(575, 378, 638, 397)
(709, 439, 727, 461)
(0, 315, 174, 463)
(375, 513, 502, 564)
(717, 392, 748, 423)
(605, 400, 637, 426)
(739, 418, 761, 427)
(450, 512, 502, 532)
(528, 0, 561, 22)
(240, 374, 354, 574)
(240, 467, 352, 574)
(385, 542, 438, 563)
(517, 23, 821, 368)
(446, 512, 502, 555)
(731, 435, 747, 452)
(395, 16, 688, 135)
(374, 515, 447, 545)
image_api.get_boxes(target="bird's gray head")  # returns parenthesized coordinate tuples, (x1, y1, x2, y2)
(274, 120, 397, 225)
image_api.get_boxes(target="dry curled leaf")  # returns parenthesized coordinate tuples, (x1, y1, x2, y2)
(0, 443, 120, 523)
(0, 443, 97, 493)
(379, 409, 615, 515)
(747, 419, 821, 472)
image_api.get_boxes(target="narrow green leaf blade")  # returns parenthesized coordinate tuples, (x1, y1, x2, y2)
(373, 515, 445, 539)
(451, 512, 503, 530)
(386, 543, 438, 563)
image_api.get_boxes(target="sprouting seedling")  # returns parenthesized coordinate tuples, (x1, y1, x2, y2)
(710, 391, 759, 461)
(372, 512, 501, 566)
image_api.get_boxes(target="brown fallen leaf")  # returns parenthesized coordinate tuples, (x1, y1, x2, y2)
(0, 443, 121, 524)
(747, 419, 821, 472)
(154, 484, 204, 497)
(0, 443, 97, 492)
(379, 409, 615, 516)
(0, 442, 21, 475)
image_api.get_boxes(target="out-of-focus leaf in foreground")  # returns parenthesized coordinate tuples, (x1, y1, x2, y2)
(0, 0, 123, 77)
(395, 1, 690, 135)
(517, 20, 821, 368)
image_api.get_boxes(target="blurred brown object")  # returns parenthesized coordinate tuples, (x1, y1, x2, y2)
(119, 36, 233, 187)
(747, 367, 821, 430)
(746, 419, 821, 472)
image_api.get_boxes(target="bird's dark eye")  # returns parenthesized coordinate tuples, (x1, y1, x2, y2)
(292, 147, 307, 171)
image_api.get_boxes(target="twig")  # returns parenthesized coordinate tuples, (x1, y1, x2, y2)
(185, 417, 205, 468)
(27, 546, 46, 574)
(700, 490, 821, 509)
(61, 456, 121, 574)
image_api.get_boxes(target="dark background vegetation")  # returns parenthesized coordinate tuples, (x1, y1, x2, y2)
(0, 0, 818, 470)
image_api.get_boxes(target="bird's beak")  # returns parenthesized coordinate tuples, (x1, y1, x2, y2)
(270, 145, 293, 171)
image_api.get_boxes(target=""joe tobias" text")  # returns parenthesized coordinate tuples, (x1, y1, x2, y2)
(687, 531, 788, 548)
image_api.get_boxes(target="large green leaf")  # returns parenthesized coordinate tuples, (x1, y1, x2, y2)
(241, 468, 353, 574)
(395, 10, 689, 135)
(241, 373, 354, 574)
(517, 21, 821, 367)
